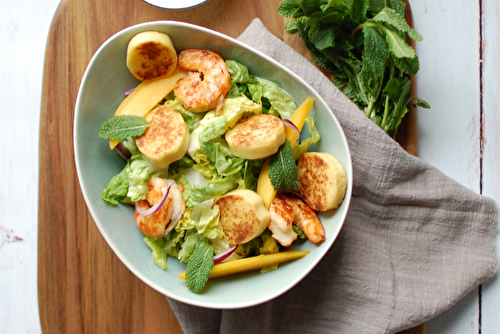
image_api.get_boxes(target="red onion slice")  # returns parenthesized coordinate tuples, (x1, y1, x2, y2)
(124, 86, 136, 96)
(135, 186, 170, 217)
(214, 245, 237, 264)
(282, 119, 300, 140)
(114, 142, 132, 160)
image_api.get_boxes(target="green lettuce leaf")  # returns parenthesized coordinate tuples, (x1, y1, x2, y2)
(197, 115, 246, 177)
(292, 116, 321, 159)
(226, 60, 251, 84)
(178, 229, 208, 263)
(195, 205, 225, 240)
(126, 156, 150, 202)
(143, 236, 168, 270)
(101, 138, 151, 204)
(163, 98, 205, 132)
(184, 176, 237, 208)
(256, 77, 297, 119)
(222, 95, 262, 128)
(101, 161, 130, 204)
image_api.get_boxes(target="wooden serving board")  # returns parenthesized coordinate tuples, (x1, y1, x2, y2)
(37, 0, 421, 333)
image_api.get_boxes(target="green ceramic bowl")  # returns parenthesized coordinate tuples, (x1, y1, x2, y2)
(74, 21, 352, 309)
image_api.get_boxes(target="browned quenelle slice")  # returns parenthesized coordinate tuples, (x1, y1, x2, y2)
(126, 31, 178, 81)
(214, 189, 270, 245)
(225, 114, 285, 160)
(135, 105, 190, 169)
(297, 152, 347, 212)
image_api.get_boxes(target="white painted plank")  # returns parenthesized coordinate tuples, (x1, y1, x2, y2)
(410, 0, 481, 333)
(477, 0, 500, 332)
(0, 1, 61, 334)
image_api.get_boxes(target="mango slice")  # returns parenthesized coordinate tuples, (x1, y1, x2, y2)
(257, 97, 315, 208)
(109, 67, 188, 149)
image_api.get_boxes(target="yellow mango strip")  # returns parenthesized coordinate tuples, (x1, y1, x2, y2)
(108, 67, 188, 149)
(285, 97, 315, 147)
(178, 250, 309, 281)
(257, 158, 274, 209)
(256, 97, 315, 208)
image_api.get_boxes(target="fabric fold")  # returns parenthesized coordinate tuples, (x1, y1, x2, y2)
(168, 19, 498, 334)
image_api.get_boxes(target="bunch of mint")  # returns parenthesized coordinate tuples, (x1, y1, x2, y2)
(278, 0, 429, 138)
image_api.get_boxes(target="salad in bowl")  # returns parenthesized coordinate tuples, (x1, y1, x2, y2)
(74, 21, 352, 308)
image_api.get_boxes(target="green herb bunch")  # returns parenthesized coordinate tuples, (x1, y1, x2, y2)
(278, 0, 429, 137)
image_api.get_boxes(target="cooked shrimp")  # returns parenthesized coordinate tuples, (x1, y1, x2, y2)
(135, 177, 186, 238)
(268, 194, 325, 246)
(173, 49, 231, 113)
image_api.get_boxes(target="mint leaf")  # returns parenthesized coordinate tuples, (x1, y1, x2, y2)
(372, 7, 423, 41)
(301, 0, 323, 16)
(393, 54, 420, 75)
(384, 28, 415, 58)
(409, 97, 430, 109)
(98, 115, 149, 140)
(368, 0, 385, 15)
(278, 0, 429, 138)
(387, 0, 406, 16)
(310, 25, 336, 51)
(185, 243, 214, 293)
(361, 26, 388, 95)
(350, 0, 369, 22)
(278, 0, 304, 18)
(268, 140, 299, 193)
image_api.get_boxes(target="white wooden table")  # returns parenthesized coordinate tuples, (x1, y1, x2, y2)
(1, 0, 498, 332)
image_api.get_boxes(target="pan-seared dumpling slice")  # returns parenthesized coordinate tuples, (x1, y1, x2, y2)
(225, 114, 285, 160)
(126, 31, 177, 81)
(135, 106, 190, 169)
(297, 152, 347, 212)
(214, 189, 270, 245)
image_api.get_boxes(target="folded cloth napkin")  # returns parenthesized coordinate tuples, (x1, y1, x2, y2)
(168, 18, 498, 333)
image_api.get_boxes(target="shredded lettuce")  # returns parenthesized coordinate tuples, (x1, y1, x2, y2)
(184, 176, 237, 208)
(292, 116, 321, 160)
(226, 60, 251, 84)
(126, 156, 150, 202)
(101, 138, 150, 204)
(188, 111, 243, 178)
(196, 205, 224, 240)
(226, 60, 297, 117)
(163, 97, 205, 132)
(101, 162, 130, 204)
(178, 229, 207, 263)
(222, 95, 262, 127)
(144, 236, 168, 270)
(256, 77, 297, 119)
(163, 230, 183, 258)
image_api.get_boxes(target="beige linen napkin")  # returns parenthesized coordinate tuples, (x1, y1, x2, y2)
(167, 19, 498, 333)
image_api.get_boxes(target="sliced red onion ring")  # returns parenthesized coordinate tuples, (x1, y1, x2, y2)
(135, 186, 170, 217)
(124, 86, 136, 96)
(282, 119, 300, 140)
(213, 245, 237, 264)
(114, 142, 132, 160)
(286, 189, 303, 200)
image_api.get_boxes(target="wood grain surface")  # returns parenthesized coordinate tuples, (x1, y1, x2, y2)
(37, 0, 421, 333)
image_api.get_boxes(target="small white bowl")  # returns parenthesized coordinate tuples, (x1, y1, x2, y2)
(141, 0, 210, 10)
(74, 21, 352, 309)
